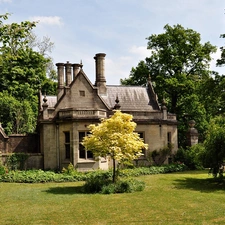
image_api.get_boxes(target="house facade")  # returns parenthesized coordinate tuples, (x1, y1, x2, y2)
(38, 53, 178, 171)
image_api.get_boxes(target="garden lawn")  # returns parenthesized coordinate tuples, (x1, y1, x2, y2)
(1, 170, 225, 225)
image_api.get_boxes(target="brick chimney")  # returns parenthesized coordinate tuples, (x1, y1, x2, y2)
(64, 61, 72, 86)
(72, 63, 82, 79)
(56, 63, 65, 100)
(94, 53, 106, 95)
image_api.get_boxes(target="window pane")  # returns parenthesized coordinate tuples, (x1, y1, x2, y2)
(79, 132, 85, 142)
(167, 132, 171, 144)
(79, 131, 93, 159)
(65, 144, 70, 159)
(65, 132, 70, 143)
(139, 132, 144, 139)
(79, 144, 86, 158)
(87, 150, 93, 158)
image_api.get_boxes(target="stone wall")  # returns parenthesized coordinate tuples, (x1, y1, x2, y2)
(0, 131, 43, 169)
(8, 134, 39, 153)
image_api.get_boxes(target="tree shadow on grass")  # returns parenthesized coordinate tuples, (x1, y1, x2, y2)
(44, 186, 85, 195)
(173, 177, 225, 193)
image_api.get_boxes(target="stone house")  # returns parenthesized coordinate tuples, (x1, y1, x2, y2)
(38, 53, 178, 171)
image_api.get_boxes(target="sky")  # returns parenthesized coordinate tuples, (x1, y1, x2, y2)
(0, 0, 225, 84)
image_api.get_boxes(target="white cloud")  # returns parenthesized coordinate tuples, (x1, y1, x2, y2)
(0, 0, 11, 3)
(30, 16, 63, 26)
(129, 45, 149, 59)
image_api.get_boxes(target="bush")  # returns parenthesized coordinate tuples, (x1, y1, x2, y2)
(85, 177, 146, 194)
(62, 163, 77, 175)
(0, 163, 187, 183)
(7, 153, 28, 170)
(174, 144, 206, 170)
(0, 164, 7, 175)
(83, 172, 112, 193)
(114, 178, 145, 193)
(151, 144, 172, 166)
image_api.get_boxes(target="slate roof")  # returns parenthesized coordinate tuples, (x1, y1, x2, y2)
(44, 96, 57, 108)
(42, 85, 159, 112)
(102, 85, 159, 111)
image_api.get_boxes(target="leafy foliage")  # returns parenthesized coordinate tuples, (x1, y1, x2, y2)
(0, 163, 7, 175)
(121, 24, 218, 148)
(0, 164, 187, 183)
(204, 116, 225, 177)
(0, 13, 57, 134)
(82, 110, 148, 182)
(82, 111, 147, 162)
(151, 144, 172, 166)
(0, 92, 37, 134)
(174, 144, 206, 170)
(101, 178, 145, 194)
(217, 33, 225, 66)
(7, 153, 29, 170)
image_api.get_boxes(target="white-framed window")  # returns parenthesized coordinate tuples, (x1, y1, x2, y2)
(79, 131, 93, 159)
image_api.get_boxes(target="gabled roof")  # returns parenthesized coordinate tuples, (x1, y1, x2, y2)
(101, 85, 160, 111)
(41, 85, 160, 112)
(40, 69, 160, 112)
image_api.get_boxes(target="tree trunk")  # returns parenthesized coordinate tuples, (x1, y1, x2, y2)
(113, 158, 116, 183)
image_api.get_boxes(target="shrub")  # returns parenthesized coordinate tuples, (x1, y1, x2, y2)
(0, 164, 7, 175)
(151, 144, 172, 166)
(101, 178, 145, 194)
(7, 153, 28, 170)
(174, 144, 205, 170)
(83, 175, 111, 193)
(115, 179, 145, 193)
(83, 171, 113, 193)
(0, 163, 187, 183)
(101, 183, 116, 194)
(62, 163, 76, 175)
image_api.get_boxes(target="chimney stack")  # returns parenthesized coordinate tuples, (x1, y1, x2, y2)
(94, 53, 106, 95)
(64, 61, 72, 86)
(72, 63, 81, 78)
(56, 63, 64, 99)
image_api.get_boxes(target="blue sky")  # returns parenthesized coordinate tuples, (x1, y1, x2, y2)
(0, 0, 224, 84)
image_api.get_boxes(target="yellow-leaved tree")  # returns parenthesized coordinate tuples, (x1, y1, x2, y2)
(82, 110, 148, 182)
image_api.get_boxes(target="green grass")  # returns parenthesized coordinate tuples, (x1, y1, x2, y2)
(1, 170, 225, 224)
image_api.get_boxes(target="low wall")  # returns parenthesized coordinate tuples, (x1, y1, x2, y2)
(7, 134, 39, 153)
(0, 153, 43, 170)
(0, 132, 42, 169)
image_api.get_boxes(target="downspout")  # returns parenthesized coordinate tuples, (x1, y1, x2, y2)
(56, 124, 60, 170)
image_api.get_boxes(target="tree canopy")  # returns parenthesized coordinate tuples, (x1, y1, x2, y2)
(0, 13, 56, 134)
(121, 24, 220, 147)
(82, 110, 148, 182)
(122, 24, 217, 114)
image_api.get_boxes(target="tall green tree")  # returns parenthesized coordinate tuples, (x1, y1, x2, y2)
(121, 24, 217, 147)
(0, 92, 36, 134)
(122, 24, 216, 114)
(0, 13, 56, 134)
